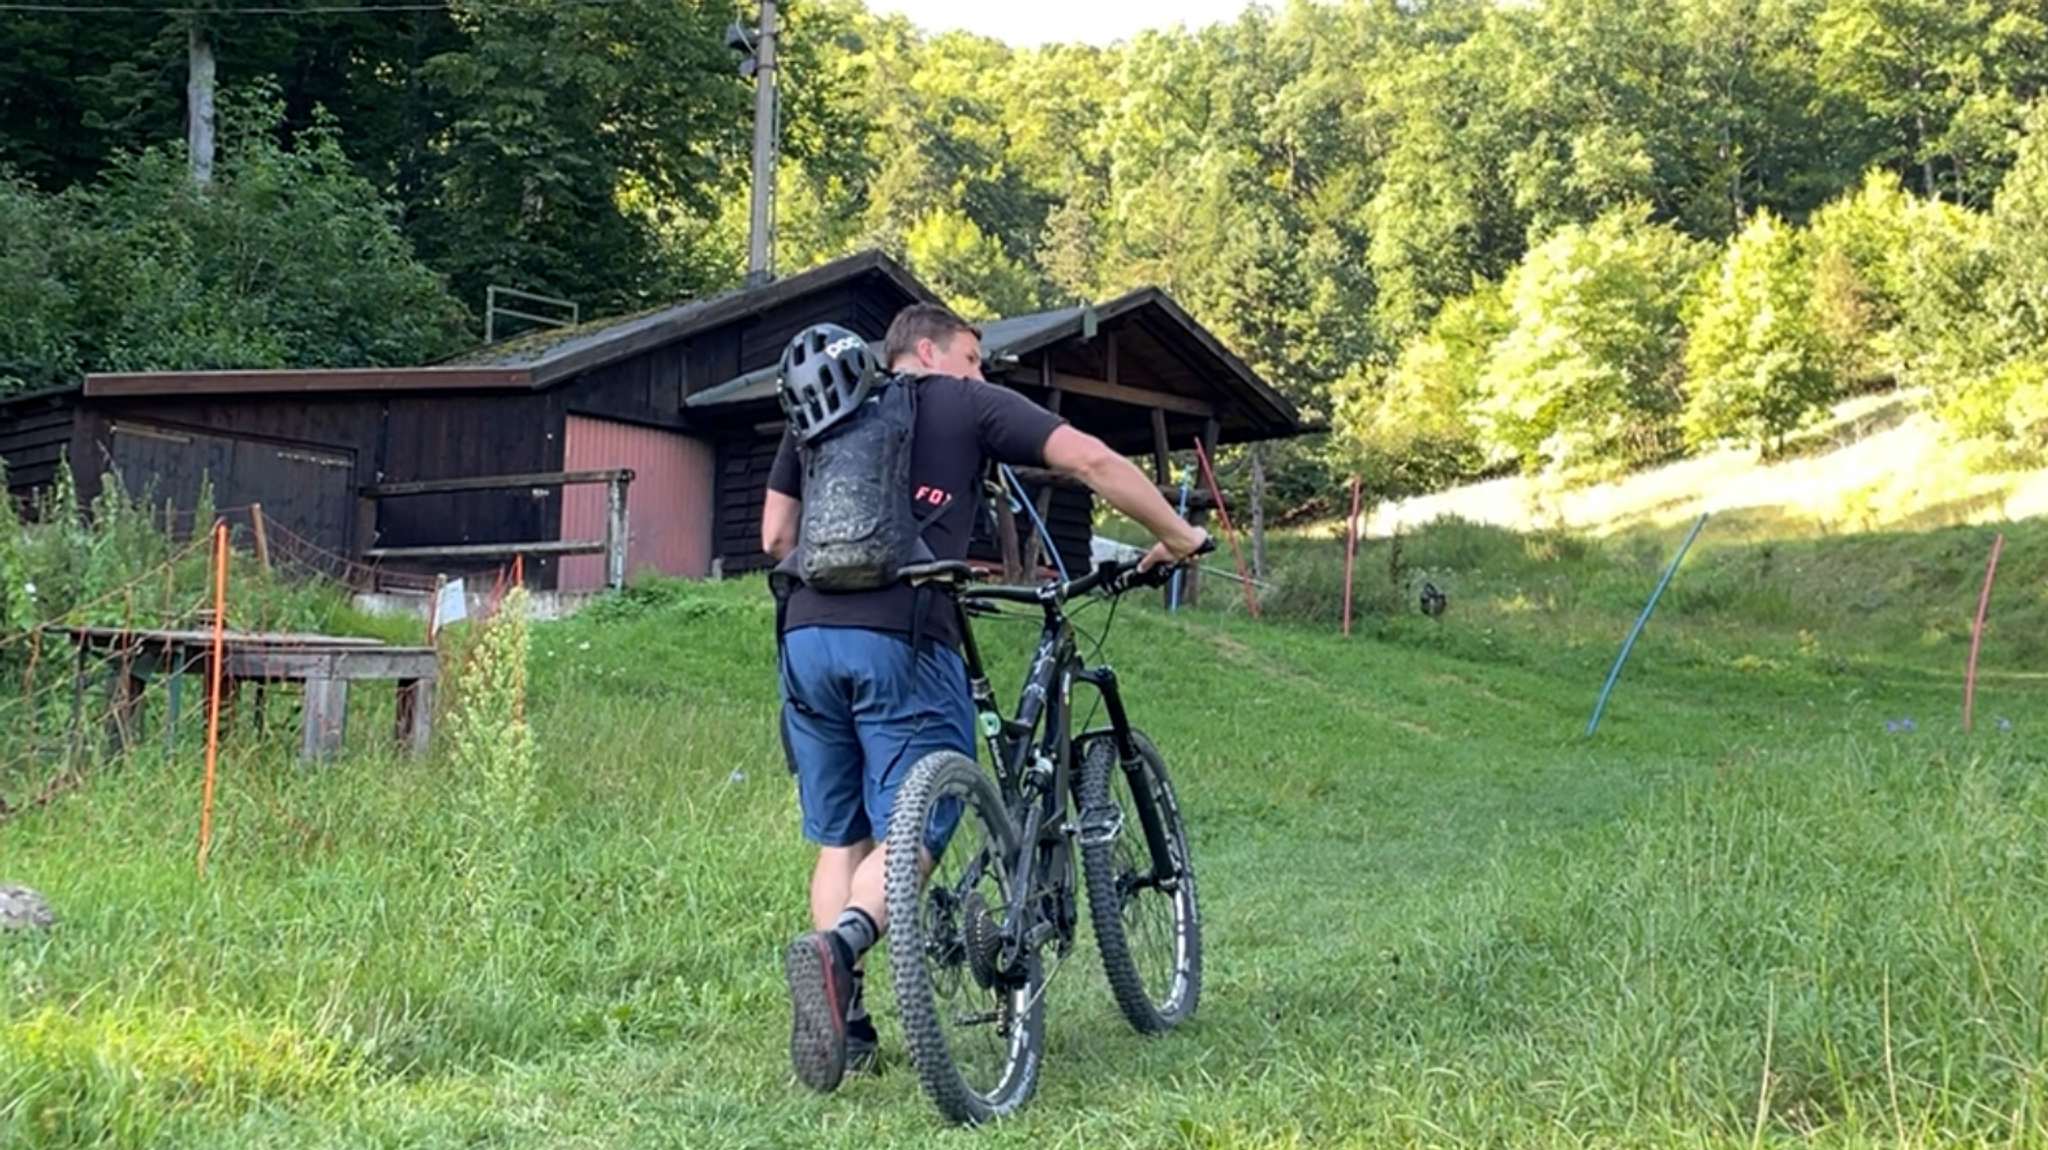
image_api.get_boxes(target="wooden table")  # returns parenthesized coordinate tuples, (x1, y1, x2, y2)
(58, 626, 438, 761)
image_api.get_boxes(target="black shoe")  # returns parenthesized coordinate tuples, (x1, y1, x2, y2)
(845, 1014, 879, 1074)
(784, 931, 855, 1092)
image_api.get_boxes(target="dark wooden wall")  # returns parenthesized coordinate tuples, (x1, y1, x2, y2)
(0, 391, 80, 514)
(75, 391, 567, 584)
(716, 433, 783, 572)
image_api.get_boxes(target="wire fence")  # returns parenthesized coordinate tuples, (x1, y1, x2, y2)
(1, 496, 519, 828)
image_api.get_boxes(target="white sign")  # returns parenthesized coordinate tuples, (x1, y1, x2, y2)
(433, 578, 468, 636)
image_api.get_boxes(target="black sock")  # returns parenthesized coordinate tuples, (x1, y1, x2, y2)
(833, 906, 879, 958)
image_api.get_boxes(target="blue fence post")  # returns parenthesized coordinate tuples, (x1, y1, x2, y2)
(1586, 513, 1709, 738)
(1168, 467, 1192, 612)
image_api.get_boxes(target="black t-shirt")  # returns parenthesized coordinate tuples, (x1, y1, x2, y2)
(768, 373, 1067, 649)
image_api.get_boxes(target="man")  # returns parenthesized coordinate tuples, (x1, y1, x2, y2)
(762, 302, 1208, 1093)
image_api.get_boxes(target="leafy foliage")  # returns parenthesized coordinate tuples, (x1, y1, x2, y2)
(1680, 210, 1836, 451)
(6, 0, 2048, 480)
(0, 173, 81, 393)
(0, 90, 468, 395)
(1472, 208, 1711, 474)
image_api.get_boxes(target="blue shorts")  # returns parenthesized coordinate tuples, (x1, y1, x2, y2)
(779, 626, 977, 847)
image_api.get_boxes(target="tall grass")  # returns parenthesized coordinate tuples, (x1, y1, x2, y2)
(3, 510, 2047, 1146)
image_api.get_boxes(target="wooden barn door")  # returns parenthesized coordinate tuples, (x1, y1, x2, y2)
(106, 421, 354, 554)
(559, 415, 715, 589)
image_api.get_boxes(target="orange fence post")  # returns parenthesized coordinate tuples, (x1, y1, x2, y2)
(1191, 438, 1259, 618)
(198, 521, 228, 878)
(1963, 532, 2005, 733)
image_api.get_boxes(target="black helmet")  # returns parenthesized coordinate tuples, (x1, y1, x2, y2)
(778, 323, 877, 444)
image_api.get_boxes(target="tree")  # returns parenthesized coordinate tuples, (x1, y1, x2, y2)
(0, 174, 81, 394)
(411, 0, 754, 314)
(33, 89, 468, 388)
(1814, 0, 2025, 205)
(1472, 207, 1712, 473)
(1680, 210, 1836, 450)
(1333, 279, 1505, 497)
(903, 208, 1040, 319)
(1941, 98, 2048, 451)
(1363, 3, 1523, 342)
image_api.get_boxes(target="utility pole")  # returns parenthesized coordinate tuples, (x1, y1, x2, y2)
(187, 23, 216, 187)
(745, 0, 779, 286)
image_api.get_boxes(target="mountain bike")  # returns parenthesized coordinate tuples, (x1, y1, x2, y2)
(883, 544, 1212, 1125)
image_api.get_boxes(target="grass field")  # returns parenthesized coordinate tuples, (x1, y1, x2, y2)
(4, 498, 2047, 1147)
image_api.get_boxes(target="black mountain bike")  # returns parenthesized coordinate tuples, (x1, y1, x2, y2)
(883, 545, 1211, 1125)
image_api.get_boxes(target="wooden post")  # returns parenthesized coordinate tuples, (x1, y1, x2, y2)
(1150, 408, 1171, 483)
(1184, 419, 1222, 608)
(249, 502, 271, 569)
(991, 495, 1024, 581)
(352, 493, 378, 583)
(395, 676, 436, 755)
(1249, 444, 1266, 582)
(300, 678, 350, 761)
(605, 473, 629, 590)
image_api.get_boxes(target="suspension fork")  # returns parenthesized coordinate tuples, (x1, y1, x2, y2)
(1075, 665, 1180, 882)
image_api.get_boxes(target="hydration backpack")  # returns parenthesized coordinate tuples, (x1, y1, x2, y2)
(772, 324, 940, 593)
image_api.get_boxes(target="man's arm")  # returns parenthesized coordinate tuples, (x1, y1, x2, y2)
(762, 428, 802, 560)
(762, 489, 800, 560)
(1040, 424, 1206, 566)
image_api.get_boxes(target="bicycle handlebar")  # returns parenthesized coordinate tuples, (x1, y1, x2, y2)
(901, 535, 1217, 608)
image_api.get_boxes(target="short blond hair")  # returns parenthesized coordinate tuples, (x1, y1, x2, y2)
(884, 303, 980, 367)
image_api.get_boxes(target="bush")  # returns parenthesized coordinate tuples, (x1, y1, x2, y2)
(0, 87, 470, 397)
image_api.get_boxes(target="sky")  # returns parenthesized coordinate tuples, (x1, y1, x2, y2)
(866, 0, 1262, 48)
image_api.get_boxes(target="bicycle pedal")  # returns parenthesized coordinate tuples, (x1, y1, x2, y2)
(1076, 804, 1125, 846)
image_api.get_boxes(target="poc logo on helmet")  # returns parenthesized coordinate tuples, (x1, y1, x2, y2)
(824, 335, 865, 359)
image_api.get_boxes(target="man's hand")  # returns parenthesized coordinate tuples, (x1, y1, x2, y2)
(1137, 528, 1211, 572)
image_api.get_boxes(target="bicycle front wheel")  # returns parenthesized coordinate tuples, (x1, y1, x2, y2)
(884, 750, 1046, 1125)
(1076, 729, 1202, 1033)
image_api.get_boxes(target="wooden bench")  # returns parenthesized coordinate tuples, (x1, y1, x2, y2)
(58, 626, 438, 761)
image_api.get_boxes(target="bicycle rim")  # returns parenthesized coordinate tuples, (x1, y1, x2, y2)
(1077, 730, 1201, 1032)
(885, 750, 1046, 1125)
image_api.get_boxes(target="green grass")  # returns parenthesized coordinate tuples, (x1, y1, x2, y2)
(5, 514, 2048, 1147)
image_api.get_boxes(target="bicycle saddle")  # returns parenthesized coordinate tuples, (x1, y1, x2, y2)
(899, 560, 980, 587)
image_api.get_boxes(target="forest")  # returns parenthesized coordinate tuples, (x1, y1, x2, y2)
(4, 0, 2046, 503)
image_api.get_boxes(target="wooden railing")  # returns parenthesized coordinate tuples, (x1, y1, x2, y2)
(355, 468, 634, 589)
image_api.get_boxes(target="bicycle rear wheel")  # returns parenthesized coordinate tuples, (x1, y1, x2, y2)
(1076, 729, 1201, 1033)
(884, 750, 1046, 1125)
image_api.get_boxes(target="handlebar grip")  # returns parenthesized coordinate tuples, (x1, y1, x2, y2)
(1128, 534, 1215, 590)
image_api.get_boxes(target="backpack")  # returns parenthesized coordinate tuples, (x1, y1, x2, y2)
(787, 372, 937, 591)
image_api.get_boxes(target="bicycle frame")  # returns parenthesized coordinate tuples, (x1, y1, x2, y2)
(944, 570, 1178, 958)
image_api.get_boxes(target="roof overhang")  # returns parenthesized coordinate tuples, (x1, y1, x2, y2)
(688, 287, 1310, 451)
